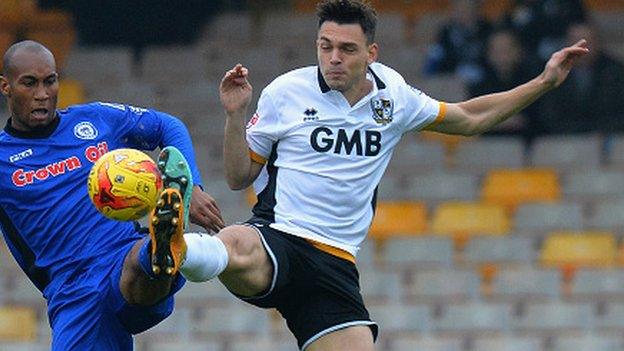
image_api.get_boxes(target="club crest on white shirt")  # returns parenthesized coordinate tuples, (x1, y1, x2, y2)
(371, 98, 394, 125)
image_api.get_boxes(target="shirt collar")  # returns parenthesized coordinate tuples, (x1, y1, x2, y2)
(4, 113, 60, 139)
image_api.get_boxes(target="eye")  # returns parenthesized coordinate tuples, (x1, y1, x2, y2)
(23, 80, 36, 87)
(45, 76, 58, 86)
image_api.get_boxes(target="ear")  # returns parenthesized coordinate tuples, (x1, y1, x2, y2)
(367, 43, 379, 64)
(0, 75, 10, 97)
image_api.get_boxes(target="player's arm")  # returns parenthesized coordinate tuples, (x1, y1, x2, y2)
(220, 64, 264, 190)
(425, 40, 589, 136)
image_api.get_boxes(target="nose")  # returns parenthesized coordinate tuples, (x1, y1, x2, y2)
(330, 48, 342, 65)
(34, 82, 49, 101)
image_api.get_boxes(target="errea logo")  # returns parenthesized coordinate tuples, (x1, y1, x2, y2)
(74, 121, 98, 140)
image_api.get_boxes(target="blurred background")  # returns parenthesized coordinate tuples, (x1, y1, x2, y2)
(1, 0, 624, 350)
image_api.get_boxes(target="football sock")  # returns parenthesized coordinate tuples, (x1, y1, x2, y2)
(138, 238, 161, 280)
(180, 233, 229, 282)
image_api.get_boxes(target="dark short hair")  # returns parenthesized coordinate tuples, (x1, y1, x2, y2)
(316, 0, 377, 43)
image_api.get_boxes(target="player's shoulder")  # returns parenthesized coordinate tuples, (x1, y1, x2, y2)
(264, 66, 318, 94)
(368, 62, 408, 87)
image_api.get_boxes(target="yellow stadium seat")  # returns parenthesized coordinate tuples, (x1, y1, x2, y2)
(481, 168, 561, 213)
(369, 201, 428, 241)
(0, 306, 37, 341)
(57, 79, 86, 109)
(430, 201, 510, 248)
(541, 231, 617, 286)
(541, 231, 617, 268)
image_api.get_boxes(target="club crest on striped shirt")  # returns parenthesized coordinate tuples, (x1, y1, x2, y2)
(371, 98, 393, 125)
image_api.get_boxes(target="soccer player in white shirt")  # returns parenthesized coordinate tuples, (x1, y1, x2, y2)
(180, 0, 588, 350)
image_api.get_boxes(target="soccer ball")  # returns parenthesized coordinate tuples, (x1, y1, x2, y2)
(87, 148, 163, 221)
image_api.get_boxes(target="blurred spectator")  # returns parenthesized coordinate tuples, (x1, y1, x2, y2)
(423, 0, 492, 84)
(504, 0, 586, 61)
(536, 22, 624, 134)
(469, 29, 542, 140)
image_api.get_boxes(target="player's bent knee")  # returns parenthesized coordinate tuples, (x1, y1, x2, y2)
(217, 225, 268, 272)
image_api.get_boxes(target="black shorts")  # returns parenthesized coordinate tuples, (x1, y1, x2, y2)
(237, 222, 378, 350)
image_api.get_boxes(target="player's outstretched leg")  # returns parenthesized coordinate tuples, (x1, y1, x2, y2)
(148, 146, 193, 276)
(156, 146, 193, 228)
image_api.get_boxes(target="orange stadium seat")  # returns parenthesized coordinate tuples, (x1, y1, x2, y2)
(584, 0, 624, 11)
(369, 201, 427, 241)
(57, 79, 86, 109)
(0, 31, 15, 73)
(481, 168, 561, 213)
(0, 306, 37, 341)
(430, 201, 510, 248)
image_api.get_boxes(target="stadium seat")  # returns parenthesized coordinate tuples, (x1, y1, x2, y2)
(0, 342, 50, 351)
(391, 335, 463, 351)
(141, 45, 208, 85)
(381, 236, 454, 268)
(64, 47, 135, 90)
(0, 31, 15, 73)
(514, 202, 584, 236)
(463, 236, 537, 266)
(369, 201, 427, 241)
(57, 79, 86, 109)
(489, 266, 561, 302)
(552, 333, 624, 351)
(595, 303, 624, 331)
(367, 303, 430, 333)
(490, 267, 561, 302)
(0, 306, 37, 341)
(462, 236, 537, 289)
(386, 138, 446, 178)
(143, 307, 192, 339)
(359, 267, 403, 303)
(540, 231, 617, 269)
(431, 302, 512, 334)
(452, 136, 525, 171)
(430, 202, 510, 247)
(570, 269, 624, 302)
(406, 269, 480, 303)
(406, 171, 479, 205)
(195, 304, 271, 336)
(587, 199, 624, 232)
(530, 135, 602, 171)
(149, 340, 222, 351)
(481, 168, 561, 213)
(228, 337, 297, 351)
(512, 301, 594, 333)
(175, 279, 237, 308)
(563, 170, 624, 204)
(471, 335, 544, 351)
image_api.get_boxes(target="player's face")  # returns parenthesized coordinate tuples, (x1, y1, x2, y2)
(317, 21, 378, 98)
(0, 50, 59, 131)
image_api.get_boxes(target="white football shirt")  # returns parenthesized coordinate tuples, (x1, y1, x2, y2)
(246, 62, 446, 257)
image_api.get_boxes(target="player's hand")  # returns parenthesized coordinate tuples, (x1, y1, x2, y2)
(189, 186, 225, 233)
(540, 39, 589, 89)
(220, 64, 253, 117)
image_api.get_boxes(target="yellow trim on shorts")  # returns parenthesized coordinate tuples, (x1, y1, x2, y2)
(424, 101, 447, 130)
(306, 239, 356, 264)
(249, 149, 267, 165)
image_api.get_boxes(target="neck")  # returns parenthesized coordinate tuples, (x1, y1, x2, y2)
(343, 79, 373, 106)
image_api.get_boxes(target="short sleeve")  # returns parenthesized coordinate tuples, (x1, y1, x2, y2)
(402, 85, 447, 132)
(246, 89, 282, 163)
